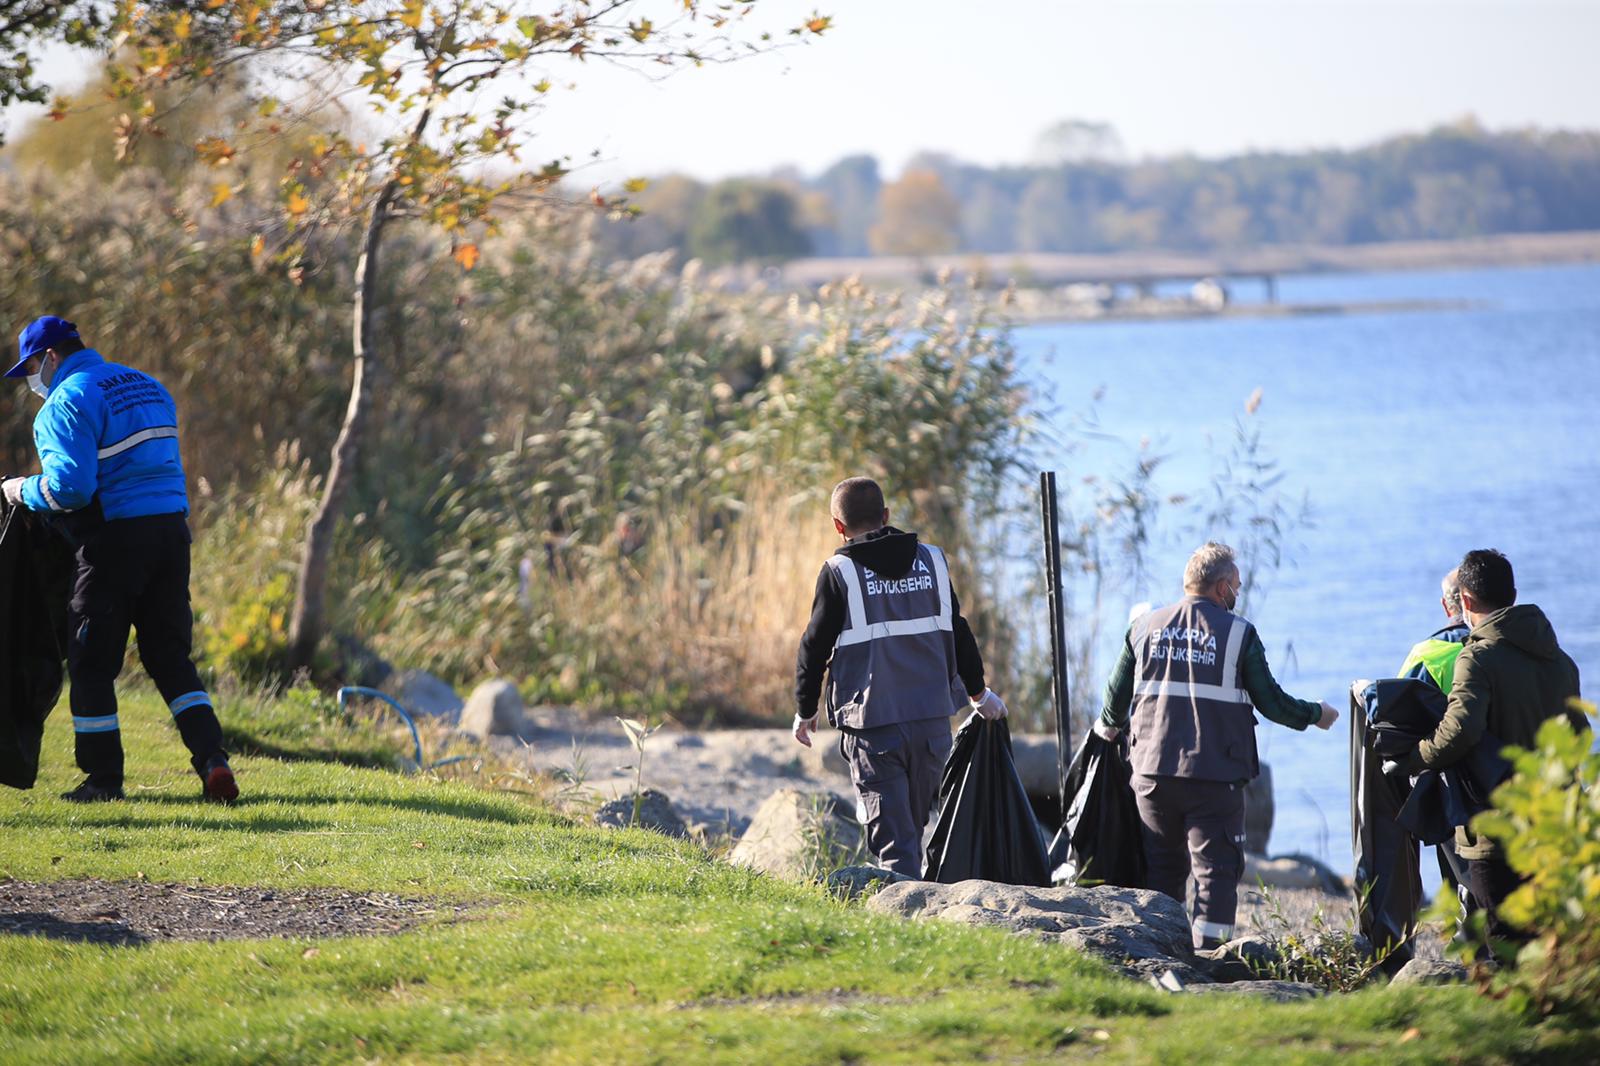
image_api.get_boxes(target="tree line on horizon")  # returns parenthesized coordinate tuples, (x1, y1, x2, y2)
(600, 119, 1600, 265)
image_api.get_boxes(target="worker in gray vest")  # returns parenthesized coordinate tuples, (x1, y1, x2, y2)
(793, 477, 1005, 878)
(1093, 542, 1339, 948)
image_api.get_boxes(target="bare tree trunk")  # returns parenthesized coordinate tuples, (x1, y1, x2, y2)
(285, 180, 397, 672)
(284, 98, 433, 675)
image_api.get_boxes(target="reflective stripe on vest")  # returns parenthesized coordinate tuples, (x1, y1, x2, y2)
(826, 544, 953, 647)
(1127, 596, 1260, 781)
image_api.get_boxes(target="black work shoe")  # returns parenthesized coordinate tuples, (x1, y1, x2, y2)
(200, 756, 239, 804)
(62, 778, 125, 803)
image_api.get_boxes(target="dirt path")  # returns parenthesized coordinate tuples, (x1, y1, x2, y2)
(0, 879, 474, 945)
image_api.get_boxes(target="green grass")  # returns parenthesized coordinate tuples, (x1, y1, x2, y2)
(1, 687, 1593, 1064)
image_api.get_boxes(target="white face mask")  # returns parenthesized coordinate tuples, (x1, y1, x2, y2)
(26, 371, 46, 399)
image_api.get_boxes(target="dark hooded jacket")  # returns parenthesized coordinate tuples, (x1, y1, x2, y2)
(794, 526, 986, 725)
(1415, 603, 1586, 859)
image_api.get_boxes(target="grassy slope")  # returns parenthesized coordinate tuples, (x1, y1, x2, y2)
(0, 689, 1591, 1065)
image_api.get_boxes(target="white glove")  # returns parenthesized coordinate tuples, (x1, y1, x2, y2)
(1, 478, 24, 508)
(969, 688, 1007, 720)
(792, 713, 818, 748)
(1315, 700, 1340, 731)
(1093, 719, 1121, 742)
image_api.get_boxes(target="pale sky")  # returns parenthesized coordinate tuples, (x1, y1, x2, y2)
(6, 0, 1598, 182)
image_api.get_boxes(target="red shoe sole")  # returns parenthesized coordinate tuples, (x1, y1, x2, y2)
(204, 765, 239, 803)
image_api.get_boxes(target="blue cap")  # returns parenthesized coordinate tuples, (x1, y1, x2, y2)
(9, 316, 81, 378)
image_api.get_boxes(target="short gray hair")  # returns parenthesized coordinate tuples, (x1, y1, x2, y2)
(1441, 568, 1462, 617)
(1183, 541, 1237, 592)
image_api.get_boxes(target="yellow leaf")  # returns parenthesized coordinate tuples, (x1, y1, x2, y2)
(623, 177, 649, 194)
(400, 1, 423, 30)
(210, 183, 234, 207)
(195, 136, 236, 167)
(286, 193, 310, 216)
(806, 14, 832, 33)
(453, 243, 480, 271)
(250, 234, 265, 259)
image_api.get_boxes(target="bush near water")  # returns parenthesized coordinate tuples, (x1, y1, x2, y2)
(1, 170, 1030, 720)
(1428, 703, 1600, 1023)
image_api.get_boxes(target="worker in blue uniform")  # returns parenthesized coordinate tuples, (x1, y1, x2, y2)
(2, 316, 237, 803)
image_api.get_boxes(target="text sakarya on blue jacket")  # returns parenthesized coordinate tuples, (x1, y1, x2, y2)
(21, 349, 188, 519)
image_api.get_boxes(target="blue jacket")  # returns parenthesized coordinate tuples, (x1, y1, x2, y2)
(20, 349, 189, 521)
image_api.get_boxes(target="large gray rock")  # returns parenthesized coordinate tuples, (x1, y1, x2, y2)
(827, 864, 914, 901)
(459, 679, 526, 739)
(727, 788, 862, 881)
(1308, 930, 1375, 963)
(1009, 732, 1060, 803)
(1185, 980, 1321, 1002)
(795, 735, 850, 778)
(867, 879, 1194, 978)
(1390, 958, 1469, 987)
(1244, 762, 1274, 854)
(390, 669, 464, 720)
(1195, 934, 1281, 982)
(593, 788, 688, 838)
(1240, 852, 1345, 893)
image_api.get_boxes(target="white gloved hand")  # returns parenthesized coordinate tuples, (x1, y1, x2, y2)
(1092, 719, 1121, 742)
(1, 478, 24, 508)
(1315, 700, 1340, 731)
(792, 713, 818, 748)
(969, 688, 1007, 720)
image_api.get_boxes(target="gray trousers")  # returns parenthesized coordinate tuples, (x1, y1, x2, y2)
(840, 716, 954, 878)
(1132, 773, 1246, 949)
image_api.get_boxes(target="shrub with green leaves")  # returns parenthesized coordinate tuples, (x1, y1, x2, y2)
(1428, 705, 1600, 1021)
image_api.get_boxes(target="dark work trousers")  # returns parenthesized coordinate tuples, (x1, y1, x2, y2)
(1467, 852, 1529, 949)
(1132, 773, 1246, 949)
(68, 513, 223, 785)
(840, 716, 954, 878)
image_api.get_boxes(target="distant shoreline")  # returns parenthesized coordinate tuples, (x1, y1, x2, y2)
(1013, 297, 1483, 327)
(778, 230, 1600, 290)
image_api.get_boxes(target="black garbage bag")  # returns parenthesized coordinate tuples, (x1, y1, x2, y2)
(1047, 732, 1146, 888)
(923, 714, 1050, 886)
(1361, 678, 1511, 845)
(1350, 683, 1419, 965)
(0, 504, 74, 789)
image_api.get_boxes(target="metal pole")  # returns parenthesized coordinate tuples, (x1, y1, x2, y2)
(1040, 471, 1073, 813)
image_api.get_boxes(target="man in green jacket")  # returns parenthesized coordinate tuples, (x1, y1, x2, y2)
(1410, 549, 1588, 940)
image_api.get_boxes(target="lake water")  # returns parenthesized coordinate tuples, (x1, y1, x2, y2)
(1014, 262, 1600, 878)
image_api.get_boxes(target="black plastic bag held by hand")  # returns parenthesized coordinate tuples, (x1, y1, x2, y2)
(0, 506, 73, 789)
(1048, 732, 1146, 888)
(923, 714, 1051, 886)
